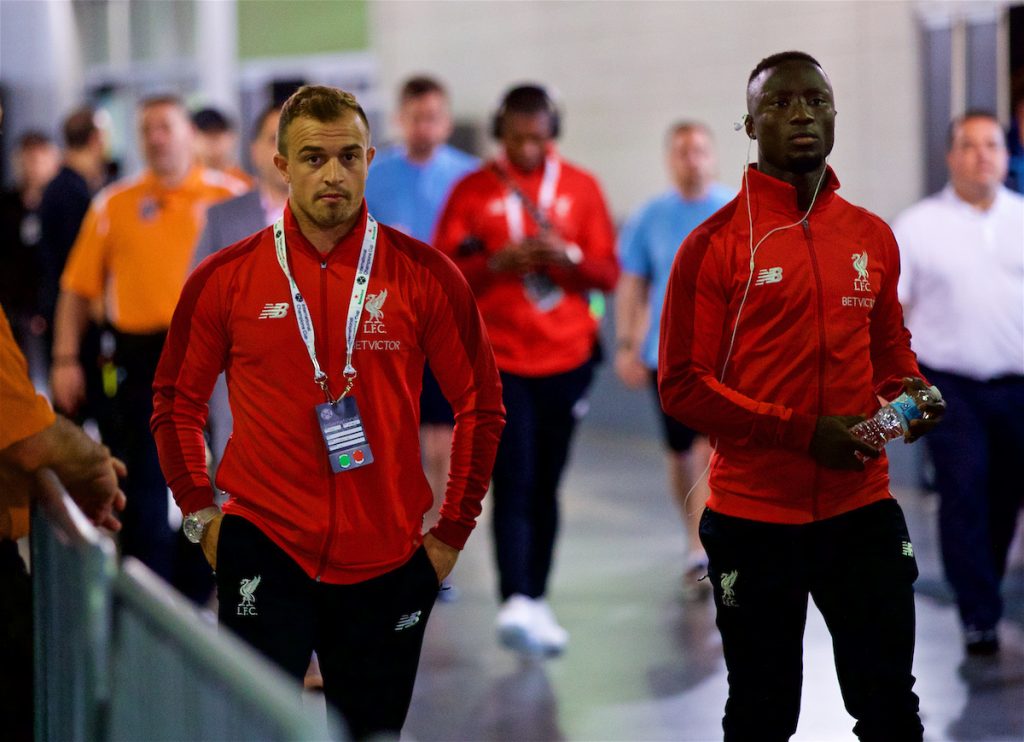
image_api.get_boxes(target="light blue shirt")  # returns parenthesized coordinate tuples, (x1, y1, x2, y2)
(365, 143, 479, 243)
(618, 184, 733, 368)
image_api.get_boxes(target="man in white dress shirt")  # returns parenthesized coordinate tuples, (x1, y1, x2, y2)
(893, 110, 1024, 656)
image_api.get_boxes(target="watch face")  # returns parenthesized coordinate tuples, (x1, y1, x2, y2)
(183, 515, 203, 543)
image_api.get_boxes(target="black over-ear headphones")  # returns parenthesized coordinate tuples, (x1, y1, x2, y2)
(491, 84, 561, 140)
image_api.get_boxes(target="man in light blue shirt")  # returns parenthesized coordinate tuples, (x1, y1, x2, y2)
(615, 121, 732, 597)
(365, 76, 478, 244)
(365, 77, 478, 570)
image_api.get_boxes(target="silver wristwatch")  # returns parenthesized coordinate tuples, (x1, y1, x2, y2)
(183, 506, 221, 544)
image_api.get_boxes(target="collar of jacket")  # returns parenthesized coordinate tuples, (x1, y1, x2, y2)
(282, 200, 370, 264)
(741, 164, 841, 220)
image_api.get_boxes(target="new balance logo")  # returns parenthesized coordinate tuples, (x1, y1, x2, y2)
(901, 540, 914, 558)
(755, 267, 783, 285)
(394, 610, 422, 631)
(258, 302, 289, 319)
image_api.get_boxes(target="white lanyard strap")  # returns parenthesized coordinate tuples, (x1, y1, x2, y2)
(272, 215, 378, 402)
(500, 154, 561, 242)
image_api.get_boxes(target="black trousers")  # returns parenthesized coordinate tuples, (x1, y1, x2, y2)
(919, 367, 1024, 634)
(490, 359, 594, 600)
(108, 330, 212, 603)
(0, 539, 31, 742)
(216, 516, 440, 740)
(699, 499, 924, 742)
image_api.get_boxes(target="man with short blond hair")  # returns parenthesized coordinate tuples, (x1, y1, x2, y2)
(153, 85, 504, 739)
(894, 110, 1024, 656)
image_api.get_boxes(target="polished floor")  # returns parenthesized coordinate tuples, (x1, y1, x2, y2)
(403, 426, 1024, 742)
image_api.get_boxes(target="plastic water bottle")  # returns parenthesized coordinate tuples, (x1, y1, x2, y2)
(850, 386, 940, 452)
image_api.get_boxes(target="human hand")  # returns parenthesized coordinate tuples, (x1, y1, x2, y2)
(200, 512, 224, 570)
(523, 231, 582, 269)
(50, 361, 86, 415)
(902, 377, 945, 443)
(809, 415, 879, 471)
(45, 417, 126, 531)
(614, 347, 649, 389)
(75, 454, 127, 532)
(422, 532, 459, 584)
(488, 242, 537, 274)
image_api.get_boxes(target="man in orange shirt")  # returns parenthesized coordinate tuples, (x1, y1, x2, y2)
(50, 94, 244, 600)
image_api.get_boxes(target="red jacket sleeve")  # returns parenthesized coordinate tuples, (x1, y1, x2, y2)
(151, 258, 230, 515)
(433, 176, 501, 295)
(413, 246, 505, 549)
(549, 175, 619, 293)
(868, 221, 926, 399)
(657, 228, 818, 451)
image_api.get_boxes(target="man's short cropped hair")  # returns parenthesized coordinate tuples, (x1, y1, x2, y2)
(399, 75, 447, 104)
(748, 51, 823, 85)
(947, 109, 1001, 150)
(192, 107, 234, 134)
(139, 94, 187, 113)
(250, 103, 282, 142)
(498, 84, 555, 118)
(63, 106, 99, 149)
(277, 85, 370, 156)
(666, 120, 712, 145)
(17, 131, 53, 151)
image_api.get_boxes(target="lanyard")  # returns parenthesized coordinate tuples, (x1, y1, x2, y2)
(499, 154, 561, 242)
(272, 215, 378, 403)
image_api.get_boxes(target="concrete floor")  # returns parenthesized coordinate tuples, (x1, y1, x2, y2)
(403, 426, 1024, 742)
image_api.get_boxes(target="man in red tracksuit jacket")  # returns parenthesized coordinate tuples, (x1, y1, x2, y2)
(434, 85, 618, 656)
(659, 52, 944, 741)
(151, 86, 504, 740)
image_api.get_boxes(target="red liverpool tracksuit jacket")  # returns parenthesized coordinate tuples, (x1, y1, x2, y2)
(433, 152, 619, 376)
(152, 203, 505, 583)
(659, 166, 926, 524)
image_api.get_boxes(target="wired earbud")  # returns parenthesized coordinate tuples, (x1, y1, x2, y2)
(682, 141, 831, 511)
(733, 114, 752, 133)
(718, 144, 830, 384)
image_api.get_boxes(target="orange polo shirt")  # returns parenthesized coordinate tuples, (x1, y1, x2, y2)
(61, 166, 246, 334)
(0, 306, 57, 540)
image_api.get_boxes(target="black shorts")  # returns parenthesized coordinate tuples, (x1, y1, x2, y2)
(650, 370, 699, 453)
(419, 364, 454, 426)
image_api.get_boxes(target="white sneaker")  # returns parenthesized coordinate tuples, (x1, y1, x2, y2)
(496, 594, 543, 654)
(533, 599, 569, 656)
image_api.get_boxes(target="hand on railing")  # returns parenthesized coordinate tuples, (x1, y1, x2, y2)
(17, 415, 127, 531)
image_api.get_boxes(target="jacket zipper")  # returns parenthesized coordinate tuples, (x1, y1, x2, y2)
(803, 219, 825, 521)
(315, 259, 336, 581)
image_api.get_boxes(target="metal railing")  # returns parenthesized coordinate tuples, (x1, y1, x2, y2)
(31, 470, 342, 741)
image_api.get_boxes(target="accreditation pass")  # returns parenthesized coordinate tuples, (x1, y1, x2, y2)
(316, 397, 375, 473)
